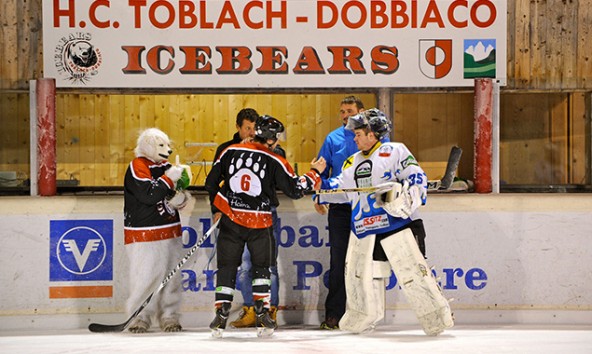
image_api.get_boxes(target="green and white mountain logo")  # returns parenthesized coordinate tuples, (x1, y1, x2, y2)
(463, 39, 496, 79)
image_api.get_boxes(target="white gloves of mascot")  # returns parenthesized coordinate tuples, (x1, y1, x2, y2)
(165, 156, 192, 190)
(166, 156, 194, 212)
(376, 180, 422, 219)
(168, 190, 192, 210)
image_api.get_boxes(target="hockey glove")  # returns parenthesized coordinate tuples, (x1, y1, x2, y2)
(382, 180, 422, 218)
(298, 170, 321, 192)
(374, 182, 397, 207)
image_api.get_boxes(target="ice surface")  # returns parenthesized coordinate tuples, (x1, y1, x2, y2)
(1, 324, 591, 354)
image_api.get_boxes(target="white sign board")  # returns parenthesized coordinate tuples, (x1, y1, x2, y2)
(42, 0, 507, 88)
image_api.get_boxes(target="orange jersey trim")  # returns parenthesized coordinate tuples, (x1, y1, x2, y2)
(213, 193, 272, 229)
(124, 223, 182, 244)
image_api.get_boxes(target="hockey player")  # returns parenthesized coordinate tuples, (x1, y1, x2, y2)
(316, 109, 454, 336)
(205, 115, 326, 337)
(213, 108, 284, 328)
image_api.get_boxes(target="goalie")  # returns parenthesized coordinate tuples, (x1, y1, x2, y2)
(315, 109, 454, 336)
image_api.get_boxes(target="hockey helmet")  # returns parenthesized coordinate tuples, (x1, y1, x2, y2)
(346, 108, 391, 140)
(255, 115, 285, 141)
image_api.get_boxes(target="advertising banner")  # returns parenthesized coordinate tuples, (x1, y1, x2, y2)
(42, 0, 507, 88)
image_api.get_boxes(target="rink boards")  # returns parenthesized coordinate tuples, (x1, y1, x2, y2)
(0, 194, 591, 330)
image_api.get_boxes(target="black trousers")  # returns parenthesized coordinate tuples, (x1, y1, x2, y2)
(373, 219, 428, 261)
(215, 214, 275, 305)
(324, 203, 351, 321)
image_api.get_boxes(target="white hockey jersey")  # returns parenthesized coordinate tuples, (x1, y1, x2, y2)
(318, 142, 427, 239)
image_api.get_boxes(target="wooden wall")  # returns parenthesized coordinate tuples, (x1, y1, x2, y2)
(507, 0, 592, 89)
(2, 90, 587, 187)
(1, 93, 377, 186)
(1, 0, 591, 188)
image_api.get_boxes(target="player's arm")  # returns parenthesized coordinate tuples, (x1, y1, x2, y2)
(204, 157, 224, 213)
(377, 145, 427, 218)
(276, 157, 325, 199)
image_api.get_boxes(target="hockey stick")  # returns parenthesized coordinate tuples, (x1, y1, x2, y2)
(316, 182, 441, 194)
(438, 145, 463, 190)
(316, 146, 462, 194)
(88, 219, 220, 333)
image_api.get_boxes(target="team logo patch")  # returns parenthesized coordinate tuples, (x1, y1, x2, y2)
(228, 152, 266, 197)
(378, 145, 393, 157)
(53, 33, 102, 84)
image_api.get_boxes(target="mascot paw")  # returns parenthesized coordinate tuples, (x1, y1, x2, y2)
(168, 191, 188, 209)
(161, 318, 183, 332)
(165, 165, 184, 183)
(128, 319, 150, 333)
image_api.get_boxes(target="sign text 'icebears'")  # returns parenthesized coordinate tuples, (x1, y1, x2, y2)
(43, 0, 506, 88)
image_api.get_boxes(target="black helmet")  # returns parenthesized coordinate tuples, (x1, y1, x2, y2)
(255, 115, 285, 141)
(346, 108, 391, 140)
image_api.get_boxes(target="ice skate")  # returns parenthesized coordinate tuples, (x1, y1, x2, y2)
(209, 303, 231, 338)
(255, 301, 277, 337)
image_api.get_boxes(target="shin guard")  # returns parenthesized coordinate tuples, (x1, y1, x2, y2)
(380, 228, 454, 336)
(339, 233, 389, 333)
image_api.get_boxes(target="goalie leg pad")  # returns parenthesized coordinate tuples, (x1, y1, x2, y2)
(380, 228, 454, 336)
(338, 233, 387, 333)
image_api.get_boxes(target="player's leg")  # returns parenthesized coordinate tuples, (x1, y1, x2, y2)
(230, 247, 256, 328)
(322, 203, 351, 329)
(270, 206, 280, 323)
(248, 225, 277, 336)
(380, 228, 454, 336)
(339, 233, 389, 333)
(210, 215, 245, 336)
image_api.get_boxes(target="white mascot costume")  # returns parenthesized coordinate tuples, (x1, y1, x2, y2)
(123, 128, 193, 333)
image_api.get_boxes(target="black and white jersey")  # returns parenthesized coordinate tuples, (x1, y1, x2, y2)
(123, 157, 181, 244)
(205, 141, 319, 229)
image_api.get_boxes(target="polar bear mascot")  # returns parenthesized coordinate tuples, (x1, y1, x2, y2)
(123, 128, 193, 333)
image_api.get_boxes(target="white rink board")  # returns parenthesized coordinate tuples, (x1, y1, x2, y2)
(0, 194, 591, 330)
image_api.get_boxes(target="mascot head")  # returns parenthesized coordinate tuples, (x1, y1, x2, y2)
(134, 128, 173, 163)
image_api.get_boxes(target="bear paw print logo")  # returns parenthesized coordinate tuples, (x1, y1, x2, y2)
(228, 153, 267, 196)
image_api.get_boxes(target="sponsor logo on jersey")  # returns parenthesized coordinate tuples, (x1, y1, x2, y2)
(401, 155, 419, 169)
(343, 156, 354, 170)
(354, 160, 373, 188)
(354, 214, 389, 233)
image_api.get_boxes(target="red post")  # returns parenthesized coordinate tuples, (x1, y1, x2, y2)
(474, 78, 493, 193)
(37, 78, 57, 196)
